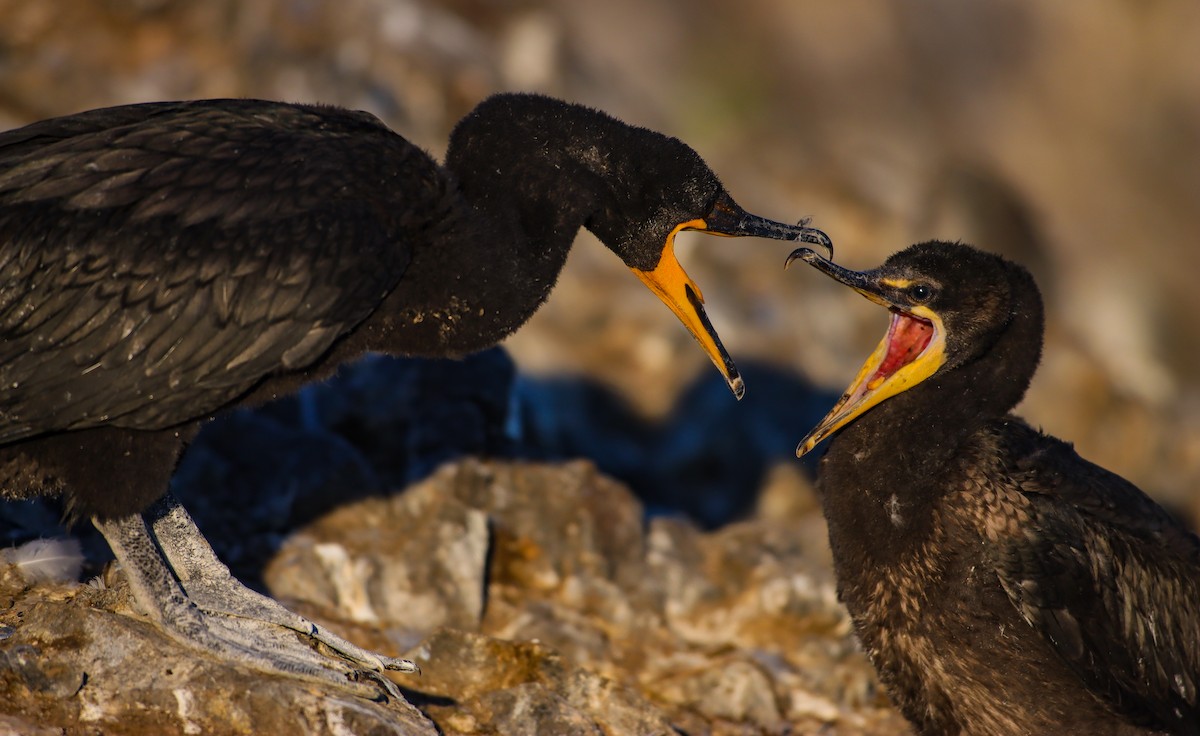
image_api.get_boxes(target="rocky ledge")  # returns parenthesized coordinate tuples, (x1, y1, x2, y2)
(0, 458, 906, 735)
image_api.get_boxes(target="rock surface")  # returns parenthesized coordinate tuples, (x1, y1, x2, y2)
(0, 565, 436, 735)
(0, 457, 905, 735)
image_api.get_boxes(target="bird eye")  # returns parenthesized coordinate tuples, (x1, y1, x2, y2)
(909, 283, 933, 302)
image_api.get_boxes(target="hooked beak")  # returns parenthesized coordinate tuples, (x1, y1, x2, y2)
(633, 194, 832, 400)
(785, 247, 947, 457)
(703, 192, 834, 254)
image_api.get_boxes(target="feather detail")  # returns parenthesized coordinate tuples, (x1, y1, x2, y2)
(2, 537, 84, 584)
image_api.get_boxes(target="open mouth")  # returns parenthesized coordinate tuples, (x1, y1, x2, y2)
(870, 308, 935, 389)
(788, 248, 947, 457)
(822, 307, 938, 437)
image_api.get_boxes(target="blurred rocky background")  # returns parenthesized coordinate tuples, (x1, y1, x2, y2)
(0, 0, 1198, 734)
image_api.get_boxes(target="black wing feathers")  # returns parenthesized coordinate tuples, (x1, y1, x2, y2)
(0, 100, 429, 441)
(996, 425, 1200, 732)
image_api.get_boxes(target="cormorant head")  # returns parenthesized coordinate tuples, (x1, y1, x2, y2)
(786, 241, 1042, 456)
(448, 93, 830, 400)
(578, 123, 832, 401)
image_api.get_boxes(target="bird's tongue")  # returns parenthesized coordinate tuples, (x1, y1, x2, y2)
(866, 310, 934, 390)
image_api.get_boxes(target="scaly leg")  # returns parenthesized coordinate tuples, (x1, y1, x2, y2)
(93, 499, 414, 699)
(143, 493, 417, 677)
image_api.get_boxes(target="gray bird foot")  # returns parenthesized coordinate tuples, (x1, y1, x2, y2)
(93, 493, 417, 700)
(145, 494, 419, 677)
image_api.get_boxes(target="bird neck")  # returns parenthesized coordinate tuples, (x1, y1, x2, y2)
(818, 279, 1044, 566)
(351, 137, 598, 359)
(367, 211, 584, 359)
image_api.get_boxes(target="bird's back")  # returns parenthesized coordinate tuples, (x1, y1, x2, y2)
(993, 419, 1200, 733)
(0, 99, 444, 443)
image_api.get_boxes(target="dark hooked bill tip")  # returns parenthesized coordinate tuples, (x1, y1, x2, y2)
(705, 194, 833, 258)
(784, 247, 822, 269)
(790, 221, 834, 254)
(784, 247, 875, 291)
(737, 215, 833, 258)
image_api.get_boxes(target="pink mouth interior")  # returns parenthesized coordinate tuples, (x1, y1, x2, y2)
(870, 309, 934, 384)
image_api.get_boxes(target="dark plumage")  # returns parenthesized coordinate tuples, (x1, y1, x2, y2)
(788, 242, 1200, 735)
(0, 93, 830, 696)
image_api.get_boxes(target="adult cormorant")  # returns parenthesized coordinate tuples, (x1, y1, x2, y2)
(787, 242, 1199, 735)
(0, 93, 831, 698)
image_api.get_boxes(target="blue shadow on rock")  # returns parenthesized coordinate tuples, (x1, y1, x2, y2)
(0, 348, 836, 585)
(513, 360, 836, 527)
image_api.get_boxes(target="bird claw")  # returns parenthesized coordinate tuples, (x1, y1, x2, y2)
(381, 655, 421, 674)
(349, 668, 404, 700)
(97, 498, 423, 702)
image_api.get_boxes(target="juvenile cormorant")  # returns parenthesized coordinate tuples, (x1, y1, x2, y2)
(787, 242, 1199, 735)
(0, 93, 830, 698)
